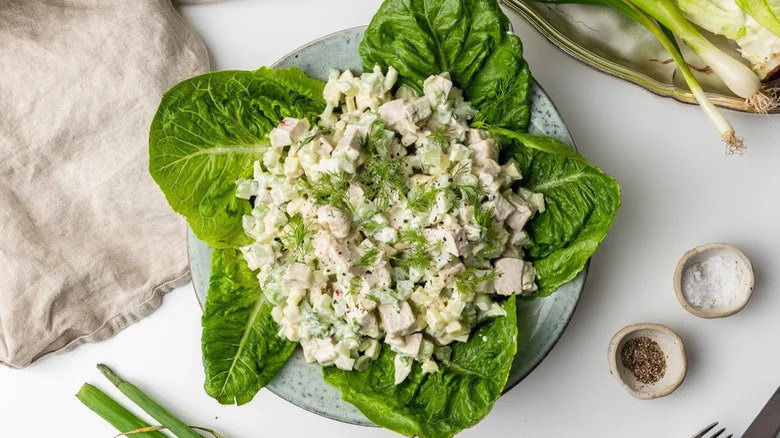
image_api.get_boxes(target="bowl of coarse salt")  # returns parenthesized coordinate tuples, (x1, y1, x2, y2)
(674, 243, 755, 318)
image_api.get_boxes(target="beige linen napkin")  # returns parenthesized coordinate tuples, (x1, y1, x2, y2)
(0, 0, 209, 368)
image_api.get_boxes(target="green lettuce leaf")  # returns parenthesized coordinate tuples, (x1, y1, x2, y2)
(201, 248, 296, 405)
(736, 0, 780, 38)
(495, 129, 621, 296)
(359, 0, 532, 131)
(323, 296, 517, 438)
(149, 67, 324, 248)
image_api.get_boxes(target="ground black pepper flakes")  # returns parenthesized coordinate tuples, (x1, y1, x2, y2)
(621, 337, 667, 384)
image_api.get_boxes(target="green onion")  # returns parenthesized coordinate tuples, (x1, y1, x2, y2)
(626, 0, 778, 112)
(542, 0, 746, 152)
(617, 0, 747, 152)
(97, 364, 204, 438)
(75, 383, 167, 438)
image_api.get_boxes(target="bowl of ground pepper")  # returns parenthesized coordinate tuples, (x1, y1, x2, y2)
(608, 323, 687, 400)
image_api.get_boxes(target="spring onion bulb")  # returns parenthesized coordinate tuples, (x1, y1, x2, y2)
(628, 0, 778, 113)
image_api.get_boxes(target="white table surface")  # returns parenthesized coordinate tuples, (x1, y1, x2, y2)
(2, 1, 779, 437)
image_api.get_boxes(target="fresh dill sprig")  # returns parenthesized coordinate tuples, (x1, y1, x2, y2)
(348, 276, 362, 297)
(473, 77, 522, 129)
(392, 228, 432, 270)
(449, 161, 469, 180)
(458, 184, 485, 206)
(360, 119, 388, 156)
(308, 171, 353, 212)
(279, 214, 311, 260)
(454, 268, 498, 296)
(427, 126, 452, 148)
(360, 217, 384, 235)
(361, 155, 405, 208)
(407, 186, 439, 213)
(473, 204, 495, 233)
(358, 247, 380, 267)
(399, 228, 428, 247)
(469, 197, 505, 260)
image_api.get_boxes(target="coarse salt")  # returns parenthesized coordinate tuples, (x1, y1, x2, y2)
(681, 254, 740, 309)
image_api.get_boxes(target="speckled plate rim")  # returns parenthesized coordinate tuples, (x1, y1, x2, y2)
(499, 0, 771, 113)
(187, 25, 588, 426)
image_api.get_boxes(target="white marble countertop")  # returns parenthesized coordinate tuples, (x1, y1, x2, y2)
(2, 1, 779, 437)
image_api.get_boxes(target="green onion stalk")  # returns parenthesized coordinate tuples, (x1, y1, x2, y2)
(540, 0, 747, 153)
(76, 383, 168, 438)
(627, 0, 778, 113)
(617, 0, 747, 153)
(96, 364, 205, 438)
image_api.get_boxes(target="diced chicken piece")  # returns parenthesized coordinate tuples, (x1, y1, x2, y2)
(424, 225, 468, 257)
(364, 264, 392, 288)
(378, 99, 416, 135)
(470, 139, 498, 163)
(506, 203, 533, 230)
(493, 258, 526, 295)
(378, 99, 406, 128)
(439, 262, 466, 285)
(359, 295, 378, 312)
(467, 128, 487, 145)
(300, 338, 319, 363)
(463, 223, 481, 241)
(269, 118, 310, 147)
(491, 193, 515, 221)
(317, 137, 334, 159)
(405, 97, 432, 124)
(387, 204, 411, 228)
(282, 262, 312, 290)
(378, 302, 416, 337)
(477, 159, 502, 187)
(313, 340, 339, 364)
(348, 184, 365, 208)
(317, 205, 351, 238)
(347, 307, 379, 338)
(336, 124, 369, 151)
(313, 233, 356, 273)
(387, 333, 423, 358)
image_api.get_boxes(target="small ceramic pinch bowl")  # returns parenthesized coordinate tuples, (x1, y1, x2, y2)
(608, 323, 687, 400)
(674, 243, 755, 319)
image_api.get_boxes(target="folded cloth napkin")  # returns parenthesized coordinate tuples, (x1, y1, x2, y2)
(0, 0, 210, 368)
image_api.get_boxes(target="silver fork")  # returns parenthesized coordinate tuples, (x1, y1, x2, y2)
(692, 422, 733, 438)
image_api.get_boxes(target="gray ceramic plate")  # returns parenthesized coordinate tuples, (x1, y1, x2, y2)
(188, 26, 587, 426)
(502, 0, 780, 113)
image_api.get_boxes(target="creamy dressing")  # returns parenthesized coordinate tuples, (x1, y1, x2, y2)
(235, 65, 543, 384)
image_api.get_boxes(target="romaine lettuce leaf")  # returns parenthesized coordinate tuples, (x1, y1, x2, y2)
(149, 67, 324, 248)
(323, 296, 517, 438)
(496, 129, 621, 296)
(201, 248, 296, 405)
(359, 0, 532, 131)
